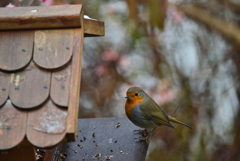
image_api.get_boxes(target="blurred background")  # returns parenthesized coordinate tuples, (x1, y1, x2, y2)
(2, 0, 240, 160)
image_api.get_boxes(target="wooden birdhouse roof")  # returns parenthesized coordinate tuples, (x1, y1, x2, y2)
(0, 5, 104, 150)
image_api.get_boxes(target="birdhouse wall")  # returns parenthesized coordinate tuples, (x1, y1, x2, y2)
(0, 28, 83, 149)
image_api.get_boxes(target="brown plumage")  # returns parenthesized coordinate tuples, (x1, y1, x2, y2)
(125, 87, 192, 143)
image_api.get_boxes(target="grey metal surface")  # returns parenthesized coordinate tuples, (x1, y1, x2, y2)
(61, 117, 148, 161)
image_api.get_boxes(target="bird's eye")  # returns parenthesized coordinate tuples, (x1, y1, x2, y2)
(135, 93, 138, 96)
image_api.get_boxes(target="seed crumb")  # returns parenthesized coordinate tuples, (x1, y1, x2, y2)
(106, 155, 114, 160)
(116, 123, 121, 128)
(92, 153, 101, 159)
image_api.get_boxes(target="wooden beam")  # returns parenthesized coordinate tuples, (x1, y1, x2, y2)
(43, 144, 62, 161)
(0, 5, 105, 36)
(84, 19, 105, 37)
(66, 8, 83, 141)
(0, 5, 83, 30)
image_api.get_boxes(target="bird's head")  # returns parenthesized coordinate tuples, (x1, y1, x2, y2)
(125, 87, 147, 103)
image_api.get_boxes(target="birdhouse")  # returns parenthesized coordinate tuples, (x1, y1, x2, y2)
(0, 5, 104, 160)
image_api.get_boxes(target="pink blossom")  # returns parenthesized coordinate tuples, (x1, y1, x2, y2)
(153, 90, 176, 106)
(95, 65, 106, 76)
(106, 4, 117, 15)
(171, 10, 184, 23)
(14, 0, 23, 2)
(153, 80, 176, 105)
(102, 49, 119, 61)
(6, 3, 17, 8)
(40, 0, 69, 6)
(118, 56, 130, 70)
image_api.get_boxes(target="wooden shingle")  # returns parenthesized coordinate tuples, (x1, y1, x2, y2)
(0, 5, 104, 153)
(0, 31, 33, 71)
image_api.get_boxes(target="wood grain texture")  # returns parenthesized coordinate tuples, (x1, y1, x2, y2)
(84, 19, 105, 37)
(0, 72, 10, 107)
(43, 144, 62, 161)
(61, 118, 148, 161)
(50, 62, 71, 107)
(0, 100, 27, 150)
(66, 28, 84, 141)
(9, 62, 51, 109)
(0, 5, 82, 30)
(33, 29, 74, 69)
(27, 99, 67, 148)
(0, 31, 34, 71)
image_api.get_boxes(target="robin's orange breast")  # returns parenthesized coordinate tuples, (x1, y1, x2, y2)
(125, 93, 144, 119)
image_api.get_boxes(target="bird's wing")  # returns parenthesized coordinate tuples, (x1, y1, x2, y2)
(140, 98, 174, 128)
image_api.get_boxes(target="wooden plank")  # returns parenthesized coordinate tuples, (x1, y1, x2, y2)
(0, 5, 82, 30)
(33, 29, 74, 69)
(51, 62, 71, 107)
(27, 99, 67, 148)
(0, 141, 36, 161)
(66, 27, 84, 141)
(0, 100, 27, 150)
(84, 19, 105, 37)
(43, 144, 62, 161)
(61, 117, 148, 161)
(9, 62, 51, 109)
(0, 72, 10, 107)
(0, 30, 34, 71)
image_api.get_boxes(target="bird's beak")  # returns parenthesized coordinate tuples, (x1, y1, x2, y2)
(125, 95, 130, 98)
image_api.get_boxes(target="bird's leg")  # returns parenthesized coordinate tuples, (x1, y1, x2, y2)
(134, 128, 156, 145)
(133, 129, 150, 136)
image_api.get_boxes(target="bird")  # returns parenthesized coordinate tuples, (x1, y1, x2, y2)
(125, 87, 192, 144)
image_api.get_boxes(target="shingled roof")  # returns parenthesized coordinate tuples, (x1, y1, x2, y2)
(0, 5, 104, 150)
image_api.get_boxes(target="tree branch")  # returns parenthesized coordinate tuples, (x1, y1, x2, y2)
(177, 4, 240, 45)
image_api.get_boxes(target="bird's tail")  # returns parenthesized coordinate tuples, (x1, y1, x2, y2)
(168, 115, 192, 129)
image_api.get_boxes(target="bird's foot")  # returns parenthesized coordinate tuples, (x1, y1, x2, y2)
(133, 129, 150, 137)
(134, 136, 150, 145)
(134, 129, 151, 145)
(134, 128, 156, 145)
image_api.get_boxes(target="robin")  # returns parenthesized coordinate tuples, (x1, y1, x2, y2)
(125, 87, 192, 143)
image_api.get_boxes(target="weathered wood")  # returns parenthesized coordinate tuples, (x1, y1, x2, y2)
(43, 144, 62, 161)
(0, 100, 27, 150)
(84, 19, 105, 37)
(27, 100, 67, 148)
(0, 31, 34, 71)
(0, 141, 36, 161)
(0, 5, 83, 30)
(0, 72, 10, 107)
(33, 29, 74, 69)
(51, 62, 71, 107)
(66, 27, 84, 141)
(9, 62, 51, 109)
(61, 117, 148, 161)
